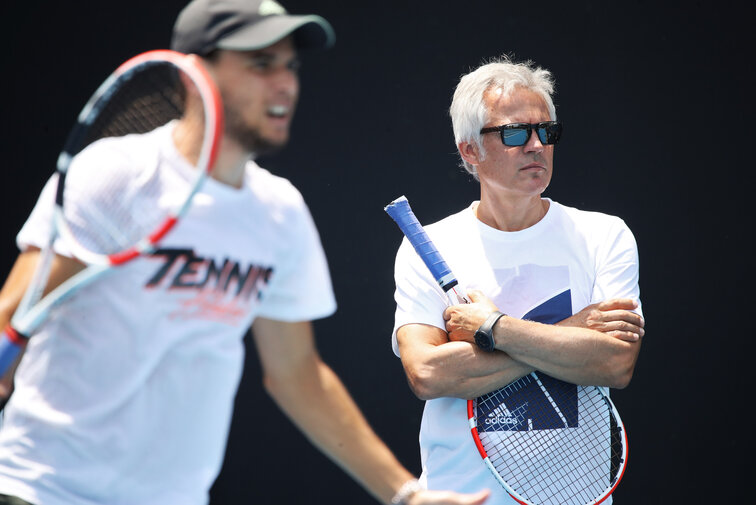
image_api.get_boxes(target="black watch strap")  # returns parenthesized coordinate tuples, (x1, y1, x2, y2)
(474, 311, 505, 352)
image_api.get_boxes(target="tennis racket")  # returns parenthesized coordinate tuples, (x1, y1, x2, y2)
(385, 195, 628, 505)
(0, 49, 223, 376)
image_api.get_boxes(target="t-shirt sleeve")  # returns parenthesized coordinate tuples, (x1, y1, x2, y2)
(390, 237, 449, 356)
(16, 174, 76, 257)
(591, 217, 643, 318)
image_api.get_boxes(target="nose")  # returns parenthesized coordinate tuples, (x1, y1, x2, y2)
(273, 66, 299, 96)
(523, 128, 544, 153)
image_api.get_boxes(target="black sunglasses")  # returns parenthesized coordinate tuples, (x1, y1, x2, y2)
(480, 121, 563, 146)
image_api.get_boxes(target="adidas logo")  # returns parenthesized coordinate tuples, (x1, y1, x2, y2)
(484, 405, 519, 426)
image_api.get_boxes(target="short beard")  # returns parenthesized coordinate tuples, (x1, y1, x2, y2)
(224, 110, 287, 157)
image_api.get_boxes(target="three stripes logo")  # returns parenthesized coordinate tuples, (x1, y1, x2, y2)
(483, 402, 528, 430)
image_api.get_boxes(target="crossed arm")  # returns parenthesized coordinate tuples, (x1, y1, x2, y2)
(396, 293, 644, 401)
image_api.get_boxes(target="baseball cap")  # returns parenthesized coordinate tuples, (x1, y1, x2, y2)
(171, 0, 335, 55)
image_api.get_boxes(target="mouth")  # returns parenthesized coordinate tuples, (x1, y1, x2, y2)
(267, 104, 291, 119)
(520, 162, 545, 171)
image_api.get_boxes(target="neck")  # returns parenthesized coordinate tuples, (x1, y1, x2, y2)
(208, 136, 250, 189)
(173, 121, 248, 189)
(475, 191, 549, 232)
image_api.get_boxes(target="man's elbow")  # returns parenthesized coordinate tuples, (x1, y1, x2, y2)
(403, 364, 444, 401)
(608, 369, 633, 389)
(604, 356, 637, 389)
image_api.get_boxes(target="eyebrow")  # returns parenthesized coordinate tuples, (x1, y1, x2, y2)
(246, 50, 274, 61)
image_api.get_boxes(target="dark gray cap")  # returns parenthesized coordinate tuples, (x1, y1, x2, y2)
(171, 0, 335, 55)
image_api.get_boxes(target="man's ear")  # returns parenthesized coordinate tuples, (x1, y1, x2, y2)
(458, 140, 482, 167)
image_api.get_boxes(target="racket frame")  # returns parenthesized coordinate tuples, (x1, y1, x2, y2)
(55, 50, 223, 267)
(0, 50, 223, 374)
(466, 385, 628, 505)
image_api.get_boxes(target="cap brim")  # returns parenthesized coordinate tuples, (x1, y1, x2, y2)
(216, 14, 335, 51)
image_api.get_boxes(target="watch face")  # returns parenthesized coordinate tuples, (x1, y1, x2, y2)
(475, 330, 493, 352)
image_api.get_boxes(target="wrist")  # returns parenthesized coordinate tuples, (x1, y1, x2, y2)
(390, 478, 422, 505)
(474, 310, 506, 352)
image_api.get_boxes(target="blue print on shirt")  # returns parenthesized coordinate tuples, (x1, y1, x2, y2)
(477, 289, 579, 432)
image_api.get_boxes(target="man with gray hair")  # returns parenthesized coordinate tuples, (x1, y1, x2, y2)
(389, 56, 644, 502)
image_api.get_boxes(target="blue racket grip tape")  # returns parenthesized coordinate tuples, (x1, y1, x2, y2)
(0, 328, 25, 376)
(385, 196, 458, 291)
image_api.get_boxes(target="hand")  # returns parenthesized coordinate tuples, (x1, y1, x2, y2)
(557, 298, 644, 342)
(443, 290, 499, 344)
(0, 381, 11, 411)
(0, 356, 20, 411)
(409, 488, 490, 505)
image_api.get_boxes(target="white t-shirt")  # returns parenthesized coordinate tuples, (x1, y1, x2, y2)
(0, 124, 337, 505)
(392, 200, 641, 504)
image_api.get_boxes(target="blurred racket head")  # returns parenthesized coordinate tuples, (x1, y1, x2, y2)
(54, 49, 223, 266)
(0, 50, 224, 375)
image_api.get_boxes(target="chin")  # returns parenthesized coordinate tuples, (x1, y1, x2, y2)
(232, 130, 289, 155)
(253, 138, 288, 156)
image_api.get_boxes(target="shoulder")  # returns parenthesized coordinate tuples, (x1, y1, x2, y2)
(245, 162, 314, 229)
(551, 200, 632, 235)
(246, 163, 304, 205)
(71, 126, 166, 178)
(552, 200, 621, 224)
(549, 201, 638, 260)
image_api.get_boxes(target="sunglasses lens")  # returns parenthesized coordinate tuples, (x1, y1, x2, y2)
(536, 128, 550, 144)
(502, 128, 529, 146)
(539, 123, 562, 144)
(489, 122, 561, 146)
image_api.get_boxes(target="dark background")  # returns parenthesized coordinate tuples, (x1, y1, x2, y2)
(3, 1, 750, 503)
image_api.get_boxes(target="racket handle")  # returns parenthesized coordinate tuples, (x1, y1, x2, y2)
(385, 196, 458, 292)
(0, 326, 27, 376)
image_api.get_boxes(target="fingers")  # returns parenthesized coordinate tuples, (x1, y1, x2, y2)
(595, 313, 645, 341)
(443, 290, 496, 335)
(607, 330, 643, 342)
(464, 290, 499, 313)
(443, 303, 488, 342)
(601, 308, 644, 326)
(466, 289, 485, 303)
(597, 298, 640, 311)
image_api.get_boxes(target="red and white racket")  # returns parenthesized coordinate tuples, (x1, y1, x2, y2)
(385, 195, 628, 505)
(0, 49, 223, 375)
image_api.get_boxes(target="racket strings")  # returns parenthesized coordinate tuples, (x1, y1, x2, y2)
(81, 64, 186, 149)
(59, 63, 203, 257)
(476, 378, 623, 505)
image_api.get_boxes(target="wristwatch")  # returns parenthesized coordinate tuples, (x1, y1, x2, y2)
(474, 311, 505, 352)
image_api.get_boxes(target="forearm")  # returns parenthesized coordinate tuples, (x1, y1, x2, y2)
(0, 249, 85, 391)
(0, 251, 38, 396)
(492, 316, 639, 388)
(406, 341, 532, 400)
(397, 324, 533, 400)
(264, 356, 412, 505)
(0, 303, 17, 400)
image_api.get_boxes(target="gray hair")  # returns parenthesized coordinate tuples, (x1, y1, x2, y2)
(449, 55, 557, 179)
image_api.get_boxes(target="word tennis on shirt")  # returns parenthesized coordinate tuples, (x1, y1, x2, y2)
(146, 247, 274, 301)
